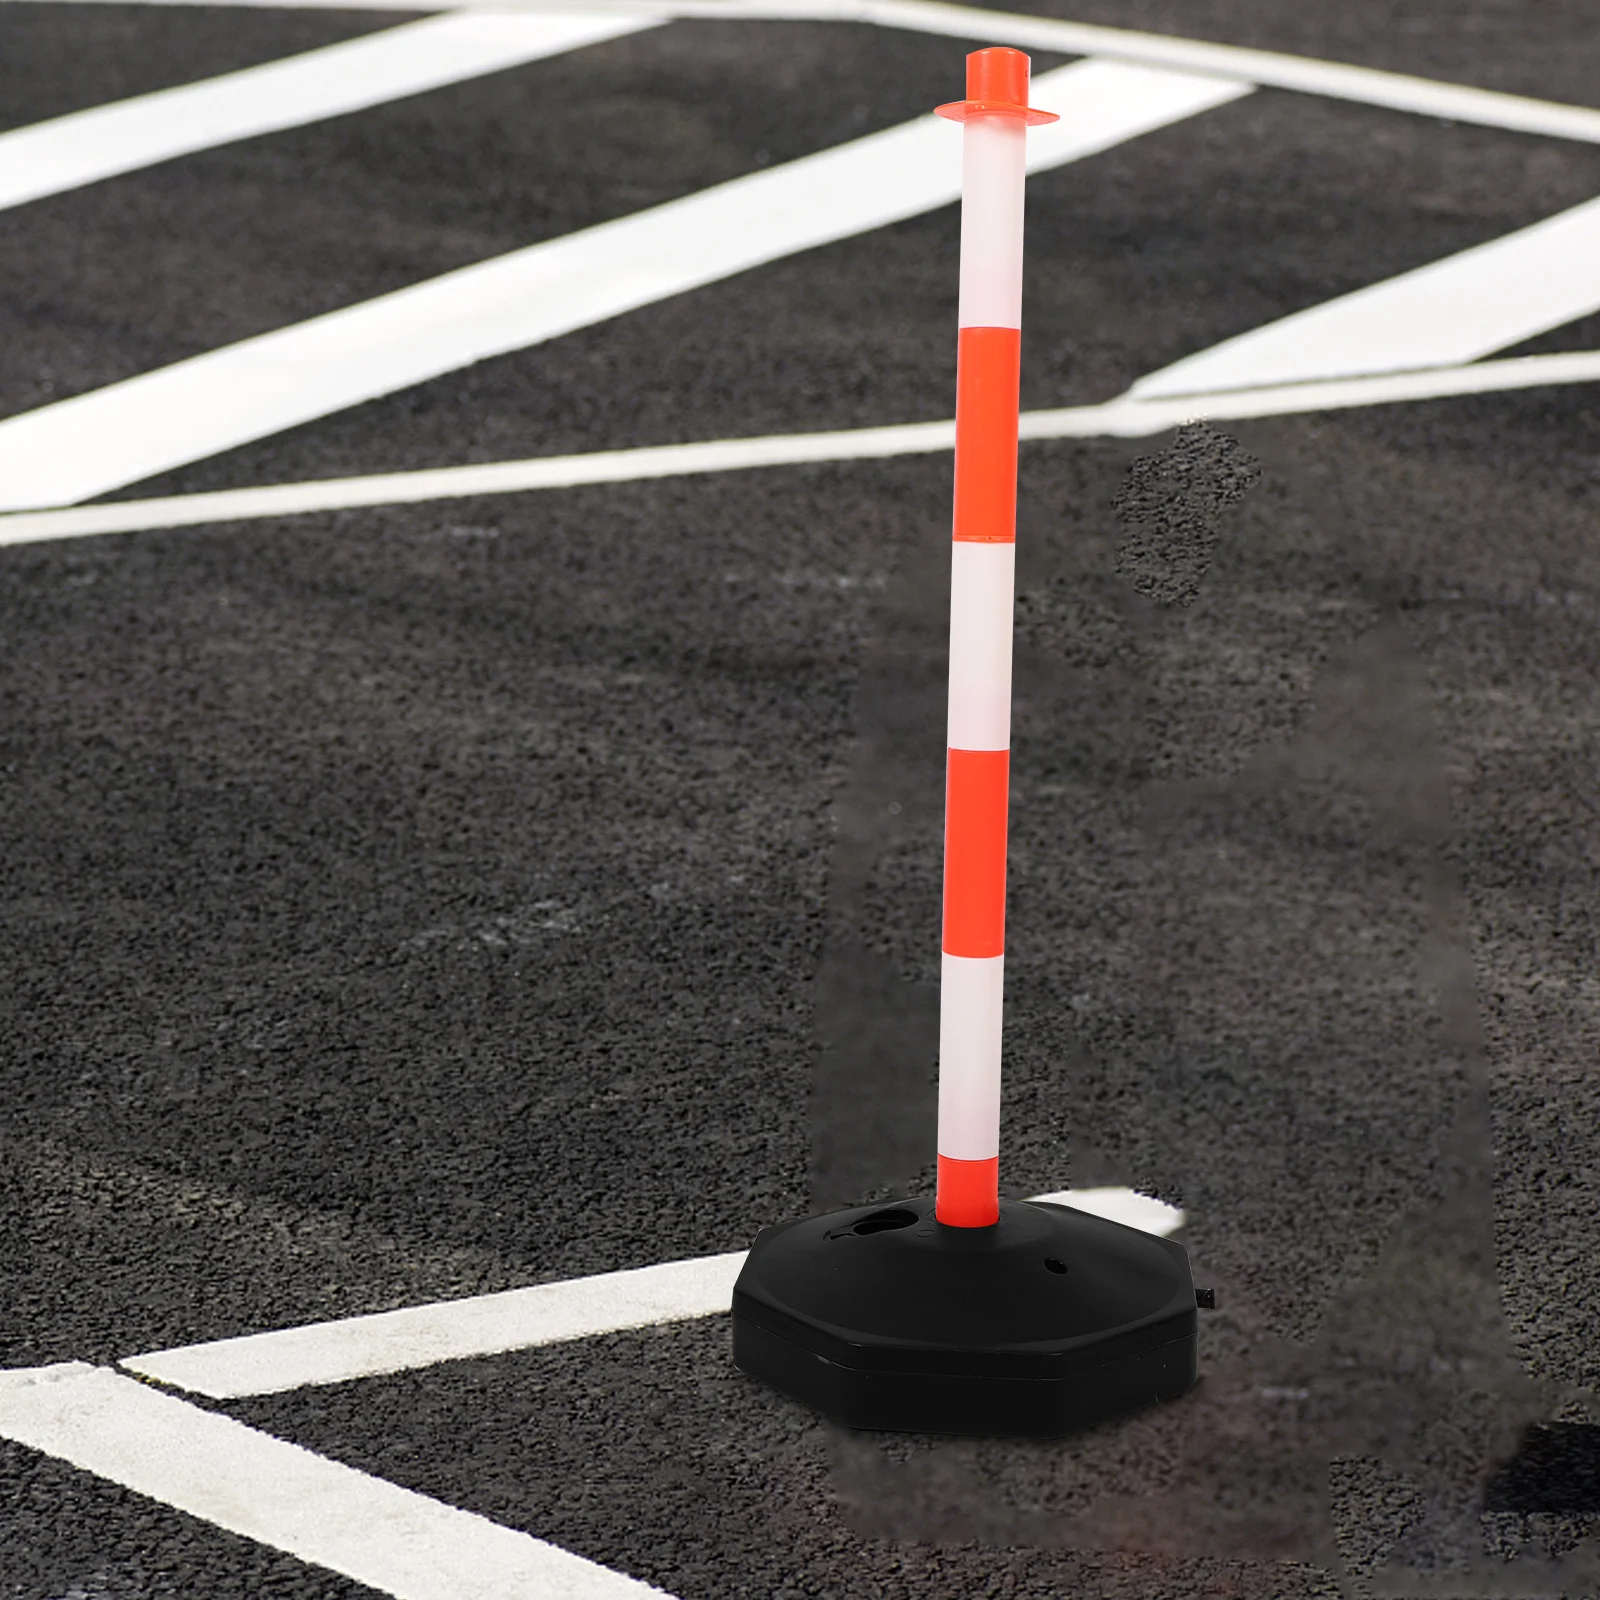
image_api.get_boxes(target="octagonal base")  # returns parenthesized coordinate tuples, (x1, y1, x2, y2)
(732, 1195, 1198, 1436)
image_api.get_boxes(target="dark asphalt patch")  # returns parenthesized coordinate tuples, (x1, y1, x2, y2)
(1503, 307, 1600, 359)
(1488, 1424, 1600, 1515)
(1112, 423, 1261, 607)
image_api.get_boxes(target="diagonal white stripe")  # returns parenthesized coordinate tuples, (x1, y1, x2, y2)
(0, 59, 1250, 513)
(1, 351, 1594, 550)
(15, 0, 1600, 145)
(1132, 195, 1600, 399)
(0, 9, 664, 215)
(121, 1189, 1184, 1398)
(0, 1364, 675, 1599)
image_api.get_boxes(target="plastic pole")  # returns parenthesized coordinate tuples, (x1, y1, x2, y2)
(932, 49, 1057, 1228)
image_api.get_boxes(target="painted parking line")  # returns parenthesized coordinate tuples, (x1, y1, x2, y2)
(126, 1253, 751, 1400)
(122, 1188, 1183, 1399)
(0, 1363, 676, 1600)
(1, 349, 1594, 550)
(0, 9, 663, 215)
(16, 0, 1600, 145)
(0, 58, 1250, 513)
(1133, 195, 1600, 398)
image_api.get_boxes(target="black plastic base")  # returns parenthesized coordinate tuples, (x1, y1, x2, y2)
(732, 1195, 1198, 1437)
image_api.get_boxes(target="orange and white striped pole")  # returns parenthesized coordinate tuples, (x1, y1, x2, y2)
(933, 49, 1057, 1228)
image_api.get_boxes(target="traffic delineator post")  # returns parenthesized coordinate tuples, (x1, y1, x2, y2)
(730, 48, 1206, 1439)
(933, 48, 1056, 1226)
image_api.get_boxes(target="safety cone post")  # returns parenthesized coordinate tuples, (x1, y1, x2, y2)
(732, 48, 1201, 1436)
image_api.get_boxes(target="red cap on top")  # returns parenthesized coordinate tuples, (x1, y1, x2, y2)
(934, 46, 1060, 125)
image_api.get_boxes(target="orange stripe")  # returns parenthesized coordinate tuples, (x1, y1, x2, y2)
(942, 746, 1009, 957)
(952, 325, 1020, 544)
(936, 1154, 999, 1226)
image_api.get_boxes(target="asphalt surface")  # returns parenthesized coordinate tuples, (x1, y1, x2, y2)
(1, 2, 1599, 1596)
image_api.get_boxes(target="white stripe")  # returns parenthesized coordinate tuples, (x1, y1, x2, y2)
(24, 351, 1600, 540)
(17, 0, 1598, 146)
(937, 952, 1005, 1161)
(1031, 1187, 1186, 1237)
(1, 351, 1596, 548)
(0, 10, 662, 215)
(957, 115, 1025, 330)
(0, 59, 1248, 513)
(1133, 195, 1600, 398)
(117, 1187, 1175, 1398)
(0, 1363, 675, 1600)
(947, 540, 1015, 752)
(1020, 348, 1600, 429)
(126, 1252, 748, 1398)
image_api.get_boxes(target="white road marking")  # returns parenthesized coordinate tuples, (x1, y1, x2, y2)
(0, 1363, 676, 1600)
(0, 420, 962, 546)
(0, 59, 1250, 513)
(122, 1188, 1184, 1398)
(14, 0, 1600, 145)
(1030, 1187, 1186, 1237)
(125, 1252, 751, 1399)
(1133, 195, 1600, 398)
(0, 10, 663, 215)
(1, 350, 1593, 549)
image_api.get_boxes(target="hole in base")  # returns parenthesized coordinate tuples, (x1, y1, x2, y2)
(850, 1208, 919, 1236)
